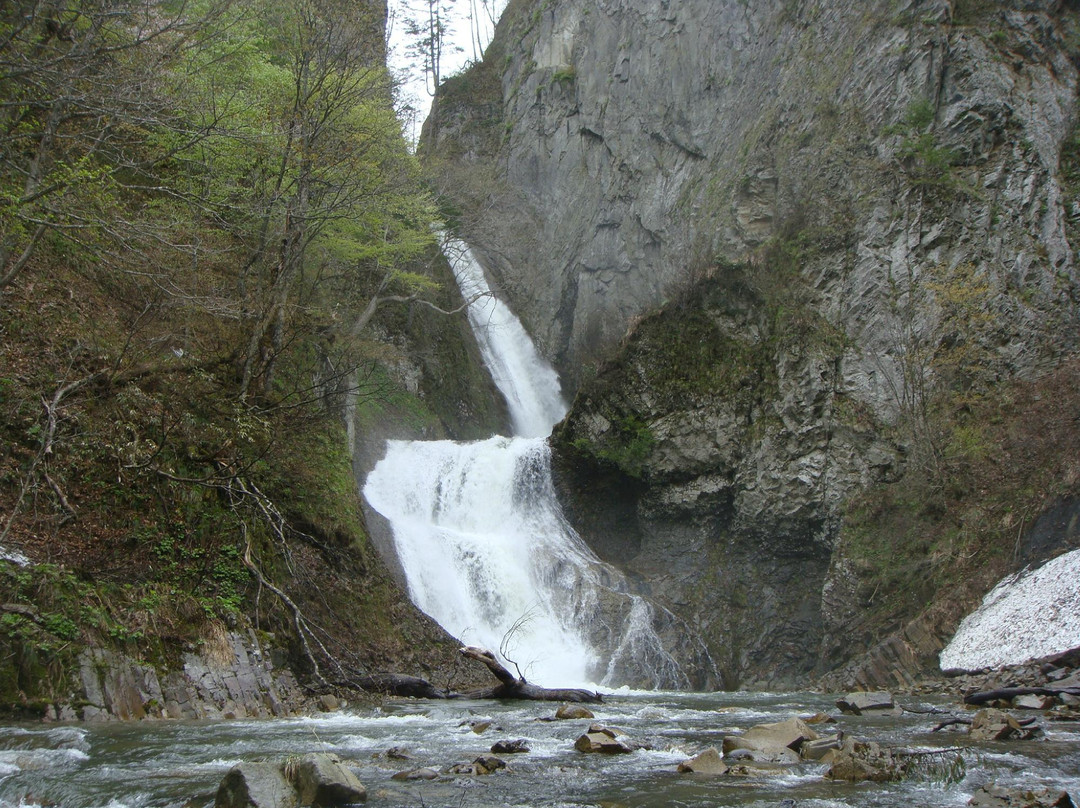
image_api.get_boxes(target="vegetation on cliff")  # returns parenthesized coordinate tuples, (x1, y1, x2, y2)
(0, 0, 494, 716)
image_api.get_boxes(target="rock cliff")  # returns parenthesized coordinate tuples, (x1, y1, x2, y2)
(427, 0, 1080, 686)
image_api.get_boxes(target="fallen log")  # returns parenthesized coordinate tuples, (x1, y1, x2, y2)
(356, 674, 454, 699)
(963, 686, 1080, 706)
(354, 647, 603, 703)
(456, 646, 603, 703)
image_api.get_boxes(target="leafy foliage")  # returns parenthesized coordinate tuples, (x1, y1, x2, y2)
(0, 0, 467, 710)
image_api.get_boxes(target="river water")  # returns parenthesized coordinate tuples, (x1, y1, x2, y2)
(2, 689, 1079, 807)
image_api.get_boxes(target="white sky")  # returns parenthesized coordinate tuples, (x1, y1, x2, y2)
(386, 0, 503, 144)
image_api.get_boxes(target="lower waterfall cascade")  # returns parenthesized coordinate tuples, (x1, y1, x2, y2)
(363, 240, 693, 689)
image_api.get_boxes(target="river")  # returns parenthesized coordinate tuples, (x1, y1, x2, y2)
(2, 689, 1079, 807)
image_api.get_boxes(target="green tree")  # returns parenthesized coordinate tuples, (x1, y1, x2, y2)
(0, 0, 230, 302)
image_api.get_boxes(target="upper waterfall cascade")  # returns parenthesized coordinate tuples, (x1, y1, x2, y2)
(363, 240, 688, 688)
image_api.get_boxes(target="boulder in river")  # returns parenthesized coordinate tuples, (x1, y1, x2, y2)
(447, 755, 506, 775)
(835, 691, 897, 715)
(824, 738, 903, 782)
(215, 763, 296, 808)
(723, 716, 818, 761)
(490, 739, 530, 754)
(555, 704, 595, 720)
(676, 748, 727, 775)
(290, 753, 367, 806)
(800, 735, 843, 761)
(1013, 693, 1055, 710)
(574, 725, 634, 754)
(968, 783, 1076, 807)
(214, 753, 366, 808)
(390, 768, 439, 781)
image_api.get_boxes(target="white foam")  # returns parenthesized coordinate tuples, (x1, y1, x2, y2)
(939, 548, 1080, 671)
(363, 239, 686, 689)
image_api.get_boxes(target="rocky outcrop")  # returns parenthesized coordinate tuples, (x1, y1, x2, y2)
(429, 0, 1080, 387)
(550, 274, 903, 686)
(43, 630, 305, 722)
(427, 0, 1080, 687)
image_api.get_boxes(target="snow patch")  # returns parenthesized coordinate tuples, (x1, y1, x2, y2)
(939, 548, 1080, 672)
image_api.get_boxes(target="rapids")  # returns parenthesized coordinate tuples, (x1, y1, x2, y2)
(2, 691, 1079, 807)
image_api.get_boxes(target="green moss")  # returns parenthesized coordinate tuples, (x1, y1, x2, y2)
(571, 414, 655, 479)
(551, 65, 576, 84)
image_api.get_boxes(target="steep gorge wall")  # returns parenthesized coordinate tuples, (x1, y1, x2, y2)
(431, 0, 1080, 391)
(428, 0, 1080, 686)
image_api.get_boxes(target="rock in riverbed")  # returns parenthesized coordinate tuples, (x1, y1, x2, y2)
(836, 691, 897, 715)
(968, 784, 1076, 807)
(555, 704, 595, 720)
(676, 748, 727, 775)
(490, 739, 530, 754)
(215, 753, 365, 808)
(723, 716, 819, 762)
(969, 709, 1042, 741)
(575, 724, 634, 754)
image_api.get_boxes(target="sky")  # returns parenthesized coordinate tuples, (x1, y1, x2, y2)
(385, 0, 505, 144)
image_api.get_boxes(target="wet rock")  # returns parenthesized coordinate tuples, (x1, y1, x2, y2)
(802, 712, 836, 725)
(390, 768, 438, 781)
(215, 763, 296, 808)
(384, 747, 411, 761)
(555, 704, 595, 720)
(467, 720, 492, 734)
(968, 784, 1076, 807)
(725, 748, 756, 761)
(800, 736, 843, 761)
(317, 695, 341, 712)
(723, 761, 797, 777)
(835, 692, 896, 715)
(969, 708, 1041, 741)
(824, 739, 903, 783)
(447, 756, 506, 775)
(723, 717, 819, 760)
(490, 739, 530, 754)
(473, 755, 506, 774)
(729, 745, 800, 764)
(676, 748, 727, 775)
(1013, 694, 1055, 710)
(574, 725, 634, 754)
(290, 753, 366, 806)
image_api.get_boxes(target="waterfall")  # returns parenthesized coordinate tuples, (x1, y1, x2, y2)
(363, 240, 688, 688)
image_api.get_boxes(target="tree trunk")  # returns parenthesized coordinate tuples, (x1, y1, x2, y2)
(356, 646, 603, 703)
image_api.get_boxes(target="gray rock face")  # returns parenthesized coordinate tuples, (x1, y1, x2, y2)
(71, 630, 304, 722)
(431, 0, 1079, 388)
(429, 0, 1080, 687)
